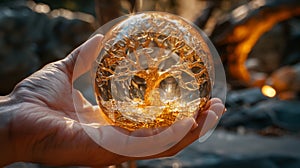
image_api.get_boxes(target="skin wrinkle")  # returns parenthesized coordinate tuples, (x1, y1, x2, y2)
(59, 118, 83, 145)
(62, 49, 81, 77)
(30, 114, 78, 164)
(0, 95, 17, 163)
(18, 63, 73, 112)
(59, 124, 112, 166)
(13, 85, 49, 108)
(9, 117, 16, 162)
(64, 117, 76, 129)
(32, 128, 58, 162)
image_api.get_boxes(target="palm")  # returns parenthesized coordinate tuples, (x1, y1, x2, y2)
(21, 62, 75, 113)
(11, 60, 92, 164)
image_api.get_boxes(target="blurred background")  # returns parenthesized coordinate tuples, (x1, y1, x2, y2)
(1, 0, 300, 167)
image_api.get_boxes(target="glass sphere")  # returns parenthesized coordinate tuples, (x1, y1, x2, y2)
(72, 11, 226, 157)
(93, 12, 214, 131)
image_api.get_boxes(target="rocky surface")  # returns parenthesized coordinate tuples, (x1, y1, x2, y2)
(0, 5, 94, 95)
(138, 129, 300, 167)
(221, 88, 300, 133)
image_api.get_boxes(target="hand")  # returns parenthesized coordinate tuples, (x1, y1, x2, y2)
(0, 34, 225, 167)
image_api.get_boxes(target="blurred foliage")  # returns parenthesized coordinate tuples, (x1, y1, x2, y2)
(0, 0, 96, 15)
(34, 0, 95, 15)
(31, 0, 95, 15)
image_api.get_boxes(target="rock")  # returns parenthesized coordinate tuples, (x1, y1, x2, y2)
(221, 93, 300, 132)
(0, 5, 94, 95)
(138, 129, 300, 167)
(225, 88, 268, 107)
(0, 47, 40, 94)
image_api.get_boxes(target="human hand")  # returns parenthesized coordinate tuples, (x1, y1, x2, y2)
(0, 34, 225, 167)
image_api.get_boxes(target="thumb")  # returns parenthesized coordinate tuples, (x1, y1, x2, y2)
(63, 34, 104, 80)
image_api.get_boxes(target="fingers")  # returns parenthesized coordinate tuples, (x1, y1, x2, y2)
(210, 97, 223, 104)
(209, 103, 225, 119)
(147, 111, 217, 158)
(152, 99, 225, 158)
(197, 98, 224, 123)
(192, 110, 218, 138)
(188, 98, 225, 142)
(195, 98, 225, 135)
(173, 98, 224, 153)
(203, 97, 223, 110)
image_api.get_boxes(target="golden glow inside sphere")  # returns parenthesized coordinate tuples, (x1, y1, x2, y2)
(94, 12, 213, 131)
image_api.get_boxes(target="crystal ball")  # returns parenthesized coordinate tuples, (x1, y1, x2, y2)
(94, 12, 213, 131)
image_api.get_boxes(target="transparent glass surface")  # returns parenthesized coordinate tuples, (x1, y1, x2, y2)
(72, 11, 226, 157)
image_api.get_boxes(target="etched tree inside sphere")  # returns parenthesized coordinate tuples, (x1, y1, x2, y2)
(94, 12, 213, 131)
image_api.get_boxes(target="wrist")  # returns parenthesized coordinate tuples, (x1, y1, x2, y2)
(0, 94, 18, 166)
